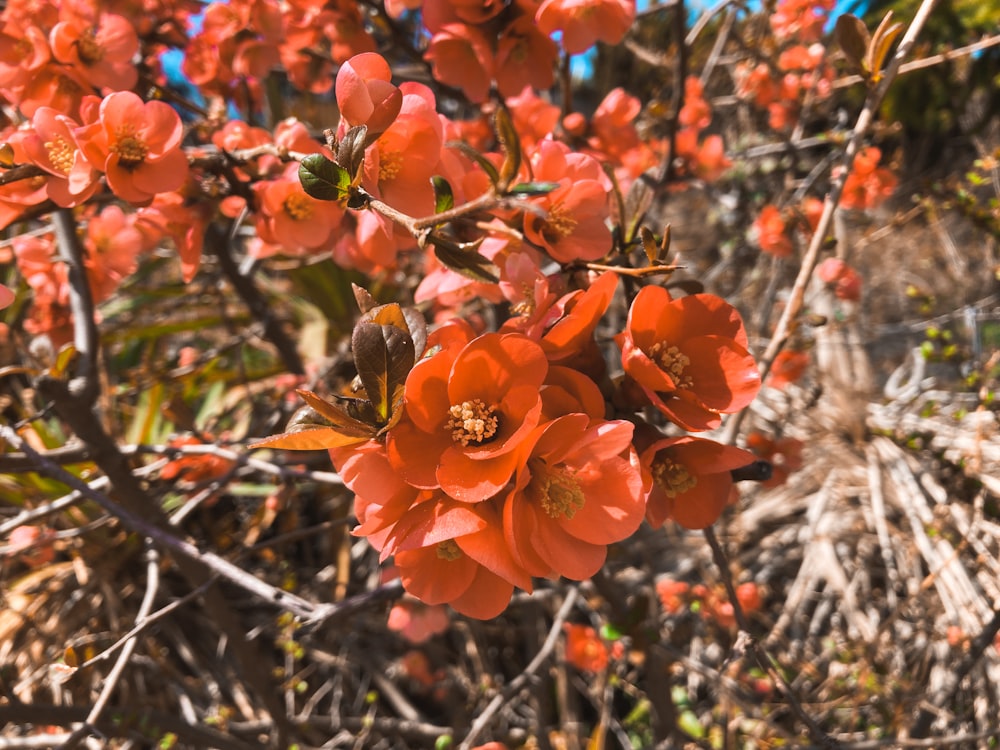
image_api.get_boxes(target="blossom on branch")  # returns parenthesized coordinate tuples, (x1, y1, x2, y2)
(618, 286, 760, 431)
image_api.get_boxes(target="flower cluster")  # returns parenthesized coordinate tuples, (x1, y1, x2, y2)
(734, 0, 836, 130)
(261, 265, 761, 617)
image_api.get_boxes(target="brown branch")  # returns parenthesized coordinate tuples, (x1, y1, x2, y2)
(704, 527, 841, 748)
(0, 705, 263, 750)
(206, 222, 305, 375)
(724, 0, 942, 443)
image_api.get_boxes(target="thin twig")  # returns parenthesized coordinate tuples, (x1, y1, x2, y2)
(52, 208, 99, 405)
(704, 527, 841, 748)
(458, 586, 579, 750)
(725, 0, 941, 442)
(59, 547, 162, 749)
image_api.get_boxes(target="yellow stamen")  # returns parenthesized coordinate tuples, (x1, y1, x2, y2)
(112, 128, 148, 170)
(283, 193, 313, 221)
(447, 399, 499, 446)
(44, 136, 74, 174)
(652, 457, 697, 497)
(541, 204, 578, 243)
(534, 464, 585, 519)
(648, 342, 693, 389)
(76, 29, 104, 65)
(436, 540, 462, 561)
(379, 151, 403, 182)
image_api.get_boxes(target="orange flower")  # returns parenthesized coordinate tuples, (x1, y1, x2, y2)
(76, 91, 189, 204)
(753, 205, 793, 258)
(21, 106, 99, 207)
(6, 525, 56, 568)
(503, 413, 644, 580)
(563, 624, 608, 672)
(523, 140, 612, 263)
(254, 163, 345, 255)
(387, 601, 450, 644)
(83, 204, 144, 303)
(495, 16, 558, 98)
(640, 435, 757, 529)
(0, 283, 13, 310)
(424, 23, 494, 104)
(160, 435, 235, 484)
(50, 13, 139, 91)
(655, 577, 690, 614)
(362, 83, 444, 217)
(816, 258, 862, 301)
(767, 349, 809, 389)
(678, 76, 711, 131)
(507, 87, 561, 150)
(618, 286, 760, 431)
(839, 146, 896, 211)
(536, 0, 636, 55)
(746, 432, 804, 488)
(392, 500, 532, 619)
(386, 332, 547, 502)
(335, 52, 402, 137)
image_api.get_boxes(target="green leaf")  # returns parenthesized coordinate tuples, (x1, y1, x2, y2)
(431, 175, 455, 213)
(507, 181, 560, 196)
(427, 235, 499, 284)
(298, 154, 351, 202)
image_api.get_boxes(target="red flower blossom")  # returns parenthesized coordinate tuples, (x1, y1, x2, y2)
(50, 13, 139, 91)
(253, 163, 345, 255)
(75, 91, 189, 204)
(753, 205, 793, 258)
(392, 500, 532, 619)
(424, 23, 494, 104)
(767, 349, 809, 389)
(563, 624, 609, 672)
(816, 258, 862, 301)
(618, 286, 760, 431)
(640, 435, 757, 529)
(387, 600, 450, 644)
(536, 0, 636, 55)
(746, 432, 804, 487)
(495, 16, 558, 98)
(21, 106, 99, 208)
(839, 147, 896, 211)
(656, 577, 690, 614)
(335, 52, 402, 137)
(523, 140, 612, 263)
(387, 332, 547, 502)
(503, 414, 644, 580)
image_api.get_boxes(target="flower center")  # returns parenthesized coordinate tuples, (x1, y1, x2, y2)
(648, 342, 693, 388)
(533, 462, 585, 519)
(56, 74, 83, 97)
(45, 136, 74, 174)
(112, 128, 149, 170)
(436, 539, 462, 561)
(447, 399, 499, 446)
(652, 456, 697, 497)
(379, 150, 403, 182)
(77, 29, 104, 65)
(283, 192, 313, 221)
(541, 204, 578, 243)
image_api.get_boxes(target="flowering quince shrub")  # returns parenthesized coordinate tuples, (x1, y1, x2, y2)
(2, 0, 995, 744)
